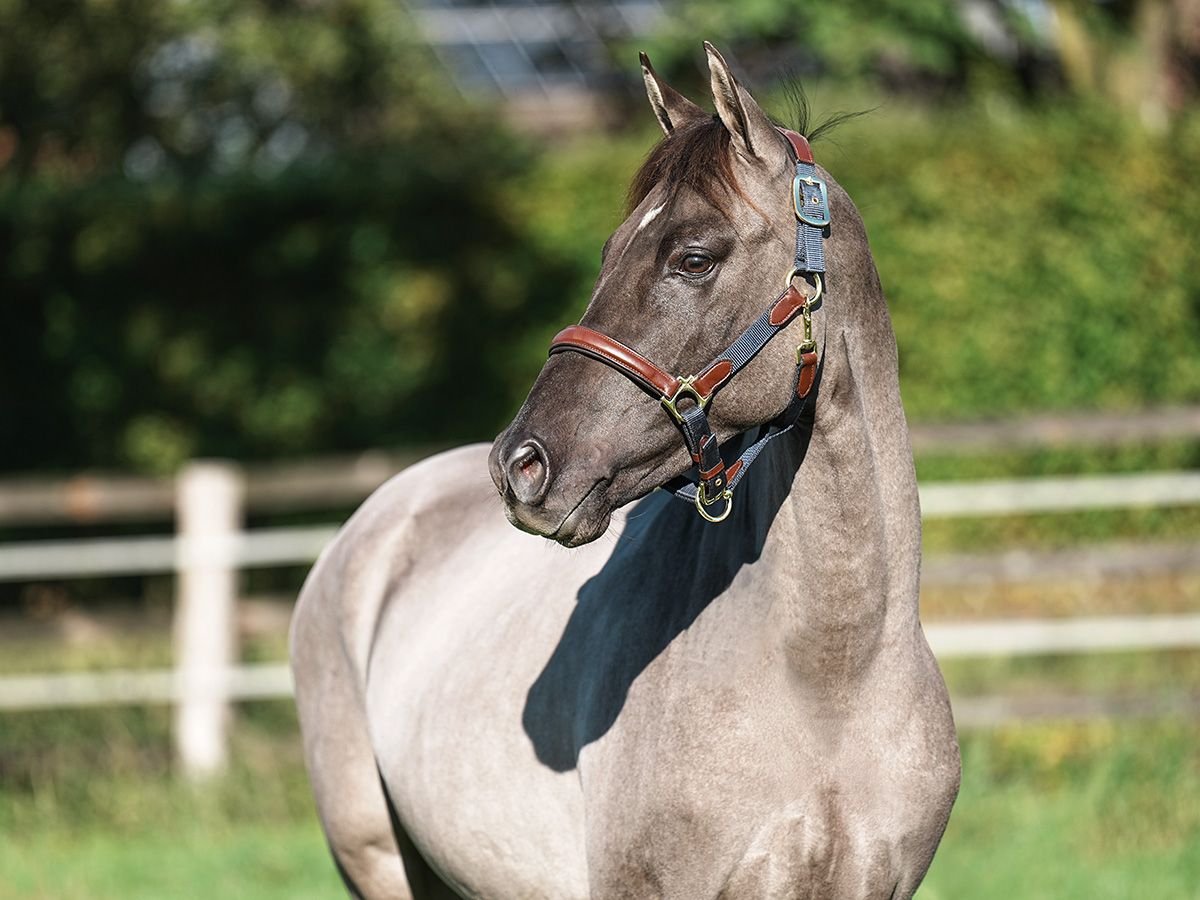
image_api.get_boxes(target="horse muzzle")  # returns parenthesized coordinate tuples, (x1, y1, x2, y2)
(489, 432, 614, 547)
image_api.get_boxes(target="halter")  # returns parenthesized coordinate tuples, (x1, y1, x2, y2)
(548, 128, 830, 522)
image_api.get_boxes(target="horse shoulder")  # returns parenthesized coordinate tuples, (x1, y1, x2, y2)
(293, 443, 500, 681)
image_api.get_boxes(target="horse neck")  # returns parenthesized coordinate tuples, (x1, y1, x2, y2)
(757, 214, 922, 676)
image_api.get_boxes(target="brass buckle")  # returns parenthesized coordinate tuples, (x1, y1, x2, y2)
(695, 483, 733, 523)
(793, 173, 830, 228)
(661, 376, 711, 424)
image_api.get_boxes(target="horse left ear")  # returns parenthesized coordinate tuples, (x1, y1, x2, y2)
(704, 42, 785, 166)
(640, 51, 706, 135)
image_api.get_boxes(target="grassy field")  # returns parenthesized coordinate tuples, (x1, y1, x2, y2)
(2, 499, 1197, 898)
(0, 704, 1195, 899)
(0, 820, 338, 900)
(921, 721, 1200, 899)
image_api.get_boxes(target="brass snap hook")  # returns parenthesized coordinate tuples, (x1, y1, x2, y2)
(784, 272, 820, 361)
(695, 483, 734, 523)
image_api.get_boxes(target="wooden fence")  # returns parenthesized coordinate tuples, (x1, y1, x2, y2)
(1, 406, 1199, 777)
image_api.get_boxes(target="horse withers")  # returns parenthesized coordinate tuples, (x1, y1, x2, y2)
(291, 43, 960, 900)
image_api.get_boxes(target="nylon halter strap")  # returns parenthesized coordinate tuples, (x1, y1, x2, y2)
(548, 127, 830, 522)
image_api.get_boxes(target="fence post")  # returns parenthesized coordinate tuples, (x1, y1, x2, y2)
(174, 460, 244, 779)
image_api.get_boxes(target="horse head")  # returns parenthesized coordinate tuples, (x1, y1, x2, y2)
(490, 44, 827, 546)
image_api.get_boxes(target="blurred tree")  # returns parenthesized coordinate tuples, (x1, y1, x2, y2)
(0, 0, 460, 181)
(0, 0, 584, 473)
(1049, 0, 1200, 128)
(635, 0, 991, 94)
(631, 0, 1200, 116)
(2, 0, 1197, 477)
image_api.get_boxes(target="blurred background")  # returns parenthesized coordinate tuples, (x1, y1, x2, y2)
(1, 0, 1198, 896)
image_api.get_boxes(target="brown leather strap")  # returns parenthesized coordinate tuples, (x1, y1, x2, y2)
(692, 359, 733, 399)
(777, 128, 814, 165)
(797, 350, 819, 399)
(768, 284, 807, 327)
(550, 325, 680, 398)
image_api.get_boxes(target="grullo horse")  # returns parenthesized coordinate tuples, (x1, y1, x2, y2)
(292, 43, 960, 900)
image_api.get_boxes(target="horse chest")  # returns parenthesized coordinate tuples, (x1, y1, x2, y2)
(570, 643, 952, 900)
(582, 768, 915, 900)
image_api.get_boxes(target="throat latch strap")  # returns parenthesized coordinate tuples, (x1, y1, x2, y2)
(547, 127, 830, 522)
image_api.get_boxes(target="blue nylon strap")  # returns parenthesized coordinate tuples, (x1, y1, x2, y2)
(664, 142, 829, 515)
(792, 160, 828, 275)
(668, 350, 822, 505)
(676, 403, 712, 459)
(707, 302, 781, 378)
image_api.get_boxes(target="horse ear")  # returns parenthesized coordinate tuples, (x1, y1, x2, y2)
(704, 42, 784, 165)
(640, 51, 705, 135)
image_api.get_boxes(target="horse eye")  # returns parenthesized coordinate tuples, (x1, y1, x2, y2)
(679, 253, 715, 277)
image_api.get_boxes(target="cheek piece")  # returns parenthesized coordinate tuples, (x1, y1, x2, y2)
(548, 128, 829, 523)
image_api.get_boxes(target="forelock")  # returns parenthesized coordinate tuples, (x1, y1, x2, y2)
(626, 116, 742, 217)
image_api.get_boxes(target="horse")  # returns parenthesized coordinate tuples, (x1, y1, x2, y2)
(291, 42, 960, 900)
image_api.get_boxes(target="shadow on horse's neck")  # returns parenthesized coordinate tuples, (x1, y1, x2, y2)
(521, 391, 814, 772)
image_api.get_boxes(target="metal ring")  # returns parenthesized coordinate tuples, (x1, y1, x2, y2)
(784, 270, 823, 306)
(694, 484, 733, 523)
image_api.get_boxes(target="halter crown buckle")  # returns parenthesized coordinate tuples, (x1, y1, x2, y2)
(793, 173, 831, 228)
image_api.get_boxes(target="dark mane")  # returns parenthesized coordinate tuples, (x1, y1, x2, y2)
(626, 79, 866, 216)
(626, 116, 737, 215)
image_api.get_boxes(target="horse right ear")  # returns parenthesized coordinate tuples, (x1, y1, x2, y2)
(640, 51, 705, 135)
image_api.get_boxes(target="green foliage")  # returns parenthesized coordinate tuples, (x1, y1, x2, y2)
(6, 96, 1200, 474)
(832, 101, 1200, 420)
(3, 2, 1199, 476)
(0, 0, 592, 472)
(0, 0, 450, 179)
(0, 145, 584, 472)
(634, 0, 986, 89)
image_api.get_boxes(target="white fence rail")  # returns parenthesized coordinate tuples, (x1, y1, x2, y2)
(1, 440, 1199, 771)
(3, 470, 1197, 582)
(0, 664, 293, 712)
(0, 526, 338, 581)
(5, 610, 1200, 730)
(926, 613, 1200, 657)
(918, 470, 1200, 517)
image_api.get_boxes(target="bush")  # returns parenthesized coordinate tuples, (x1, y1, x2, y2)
(831, 101, 1200, 420)
(0, 142, 588, 473)
(512, 99, 1200, 425)
(4, 87, 1198, 474)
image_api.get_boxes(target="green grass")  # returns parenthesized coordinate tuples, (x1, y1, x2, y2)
(0, 820, 339, 900)
(0, 702, 344, 899)
(919, 721, 1200, 900)
(0, 703, 1196, 898)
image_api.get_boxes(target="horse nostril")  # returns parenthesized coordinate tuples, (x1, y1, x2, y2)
(506, 439, 550, 506)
